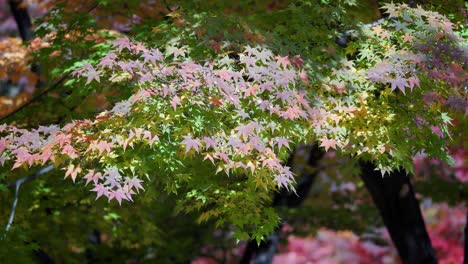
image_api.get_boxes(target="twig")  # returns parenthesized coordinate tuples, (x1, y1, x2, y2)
(3, 165, 54, 234)
(0, 75, 68, 122)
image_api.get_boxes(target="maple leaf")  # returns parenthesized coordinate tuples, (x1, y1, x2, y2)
(244, 84, 259, 97)
(214, 69, 232, 81)
(291, 55, 303, 67)
(275, 174, 290, 189)
(273, 137, 290, 150)
(91, 183, 109, 199)
(209, 96, 223, 107)
(125, 177, 144, 192)
(390, 77, 408, 94)
(275, 55, 291, 68)
(256, 49, 273, 63)
(402, 33, 414, 43)
(166, 46, 186, 58)
(84, 170, 103, 186)
(319, 137, 338, 151)
(86, 140, 113, 155)
(103, 167, 122, 189)
(143, 131, 159, 145)
(117, 61, 135, 75)
(132, 42, 147, 54)
(203, 154, 215, 164)
(407, 76, 420, 90)
(61, 144, 78, 159)
(141, 48, 163, 64)
(0, 137, 9, 154)
(64, 164, 82, 183)
(202, 137, 217, 149)
(83, 65, 100, 85)
(97, 140, 113, 155)
(137, 71, 154, 83)
(381, 3, 399, 18)
(170, 96, 181, 110)
(113, 37, 132, 53)
(181, 135, 202, 153)
(372, 25, 384, 36)
(243, 45, 258, 56)
(98, 56, 115, 68)
(109, 188, 130, 205)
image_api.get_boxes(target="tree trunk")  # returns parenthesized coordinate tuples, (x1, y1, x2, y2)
(9, 0, 32, 41)
(359, 161, 437, 264)
(464, 212, 467, 264)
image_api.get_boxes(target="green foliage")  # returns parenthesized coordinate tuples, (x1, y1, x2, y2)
(0, 1, 465, 262)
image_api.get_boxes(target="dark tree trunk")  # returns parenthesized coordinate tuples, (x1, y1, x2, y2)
(464, 212, 467, 264)
(8, 0, 41, 79)
(9, 0, 33, 41)
(359, 161, 437, 264)
(241, 144, 325, 264)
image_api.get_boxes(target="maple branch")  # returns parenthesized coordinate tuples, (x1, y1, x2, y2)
(4, 165, 54, 234)
(0, 75, 68, 122)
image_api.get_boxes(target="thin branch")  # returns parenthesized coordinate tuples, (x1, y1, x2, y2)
(7, 164, 54, 189)
(5, 179, 21, 233)
(3, 165, 54, 234)
(0, 75, 68, 122)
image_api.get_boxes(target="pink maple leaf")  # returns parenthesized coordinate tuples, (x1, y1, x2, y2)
(64, 164, 82, 183)
(112, 37, 132, 53)
(137, 71, 154, 83)
(256, 49, 273, 63)
(98, 58, 114, 68)
(103, 167, 122, 189)
(125, 177, 144, 192)
(84, 170, 103, 186)
(274, 137, 290, 150)
(132, 42, 147, 54)
(141, 48, 163, 64)
(181, 135, 202, 153)
(83, 65, 100, 85)
(214, 69, 232, 81)
(143, 130, 159, 145)
(244, 84, 259, 97)
(202, 137, 217, 149)
(91, 183, 109, 199)
(109, 188, 129, 205)
(407, 76, 420, 90)
(276, 55, 291, 68)
(390, 77, 408, 94)
(117, 61, 135, 75)
(170, 96, 181, 110)
(319, 137, 338, 151)
(61, 144, 78, 159)
(291, 55, 304, 67)
(97, 140, 113, 155)
(0, 137, 9, 154)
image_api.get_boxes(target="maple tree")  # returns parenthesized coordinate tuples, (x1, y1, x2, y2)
(0, 0, 466, 263)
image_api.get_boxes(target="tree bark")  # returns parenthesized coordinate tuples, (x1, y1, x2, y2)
(9, 0, 33, 41)
(464, 212, 467, 264)
(359, 161, 437, 264)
